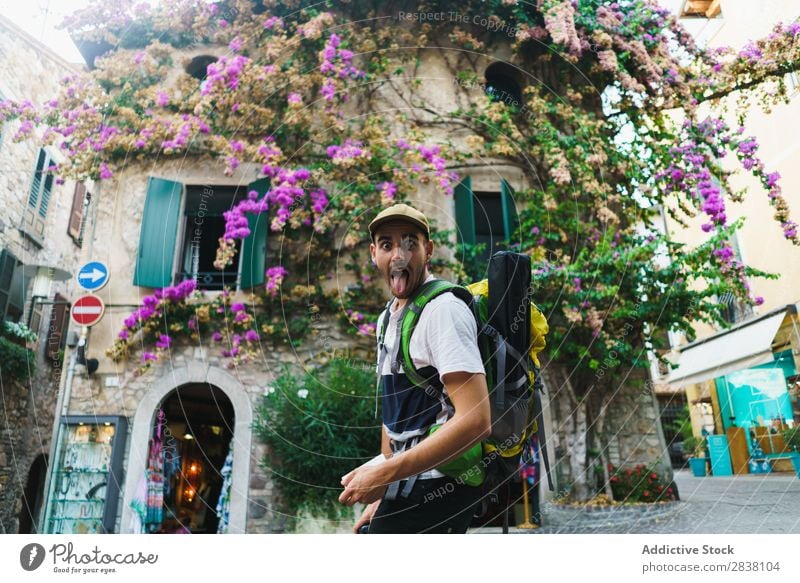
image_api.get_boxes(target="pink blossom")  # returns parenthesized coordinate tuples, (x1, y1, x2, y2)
(229, 37, 243, 52)
(266, 266, 288, 296)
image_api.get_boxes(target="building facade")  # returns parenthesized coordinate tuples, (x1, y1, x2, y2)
(0, 16, 88, 533)
(14, 9, 672, 533)
(658, 0, 800, 474)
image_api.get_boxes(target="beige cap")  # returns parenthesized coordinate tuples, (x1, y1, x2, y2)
(368, 203, 430, 239)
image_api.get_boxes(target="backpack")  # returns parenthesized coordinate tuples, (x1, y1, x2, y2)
(376, 251, 553, 522)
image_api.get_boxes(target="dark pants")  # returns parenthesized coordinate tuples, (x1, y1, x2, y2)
(367, 476, 481, 534)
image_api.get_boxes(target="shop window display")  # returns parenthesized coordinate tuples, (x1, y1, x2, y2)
(43, 416, 127, 534)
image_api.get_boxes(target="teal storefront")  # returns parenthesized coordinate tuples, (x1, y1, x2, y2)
(668, 305, 800, 474)
(714, 349, 796, 431)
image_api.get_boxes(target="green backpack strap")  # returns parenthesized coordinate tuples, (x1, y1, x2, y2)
(393, 279, 475, 388)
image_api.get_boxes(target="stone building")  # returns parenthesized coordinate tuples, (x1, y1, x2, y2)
(26, 8, 669, 533)
(0, 16, 88, 533)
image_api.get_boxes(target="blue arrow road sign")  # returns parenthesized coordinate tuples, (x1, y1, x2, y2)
(76, 261, 109, 291)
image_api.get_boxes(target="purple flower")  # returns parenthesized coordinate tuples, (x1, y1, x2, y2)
(156, 91, 169, 107)
(231, 302, 245, 313)
(212, 331, 223, 342)
(141, 352, 158, 363)
(766, 172, 780, 188)
(263, 16, 282, 29)
(321, 79, 336, 102)
(229, 37, 243, 52)
(245, 330, 259, 342)
(378, 181, 397, 200)
(155, 334, 172, 349)
(118, 329, 129, 340)
(287, 92, 302, 104)
(738, 138, 758, 155)
(99, 163, 113, 180)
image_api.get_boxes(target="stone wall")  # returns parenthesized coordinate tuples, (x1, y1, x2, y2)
(0, 16, 86, 533)
(544, 364, 670, 500)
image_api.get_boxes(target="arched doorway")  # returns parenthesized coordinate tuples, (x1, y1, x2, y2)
(144, 384, 235, 534)
(120, 364, 252, 534)
(18, 454, 47, 533)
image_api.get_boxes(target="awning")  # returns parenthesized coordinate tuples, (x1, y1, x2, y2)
(668, 307, 794, 389)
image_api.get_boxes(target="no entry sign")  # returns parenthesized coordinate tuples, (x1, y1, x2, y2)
(71, 294, 105, 327)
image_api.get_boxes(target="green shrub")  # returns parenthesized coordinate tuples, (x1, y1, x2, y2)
(682, 436, 706, 457)
(0, 336, 35, 381)
(254, 358, 380, 523)
(782, 427, 800, 451)
(608, 463, 677, 503)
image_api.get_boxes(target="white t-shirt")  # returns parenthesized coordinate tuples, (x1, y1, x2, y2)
(377, 276, 485, 437)
(378, 291, 486, 382)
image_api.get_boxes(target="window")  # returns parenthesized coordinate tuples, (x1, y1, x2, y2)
(786, 71, 800, 95)
(679, 0, 721, 18)
(45, 293, 70, 361)
(454, 177, 519, 263)
(484, 62, 523, 108)
(186, 55, 218, 81)
(133, 177, 269, 291)
(23, 148, 55, 243)
(0, 249, 28, 323)
(179, 185, 246, 291)
(717, 233, 752, 324)
(67, 182, 90, 246)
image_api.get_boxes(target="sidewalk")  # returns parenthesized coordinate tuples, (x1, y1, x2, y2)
(472, 469, 800, 534)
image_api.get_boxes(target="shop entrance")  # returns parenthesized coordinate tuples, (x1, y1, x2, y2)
(147, 383, 234, 534)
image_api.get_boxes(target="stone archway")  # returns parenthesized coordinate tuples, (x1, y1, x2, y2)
(120, 363, 252, 533)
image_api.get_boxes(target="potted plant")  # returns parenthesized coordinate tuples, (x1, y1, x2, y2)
(683, 436, 707, 477)
(781, 427, 800, 478)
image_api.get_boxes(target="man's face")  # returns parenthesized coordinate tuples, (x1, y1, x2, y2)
(370, 221, 433, 299)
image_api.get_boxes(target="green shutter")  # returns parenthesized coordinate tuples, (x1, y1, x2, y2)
(239, 178, 270, 289)
(133, 177, 183, 288)
(500, 179, 519, 243)
(454, 176, 476, 246)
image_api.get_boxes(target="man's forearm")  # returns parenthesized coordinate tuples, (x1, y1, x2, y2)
(381, 425, 392, 458)
(381, 412, 489, 483)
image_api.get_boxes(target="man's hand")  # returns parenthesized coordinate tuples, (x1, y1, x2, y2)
(353, 500, 381, 533)
(339, 464, 390, 506)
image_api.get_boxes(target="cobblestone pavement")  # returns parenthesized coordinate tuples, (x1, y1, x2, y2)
(474, 469, 800, 534)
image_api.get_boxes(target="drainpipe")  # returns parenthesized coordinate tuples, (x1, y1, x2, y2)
(39, 326, 87, 531)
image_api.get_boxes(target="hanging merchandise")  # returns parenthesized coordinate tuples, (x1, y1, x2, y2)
(519, 434, 540, 487)
(215, 445, 234, 534)
(162, 443, 181, 501)
(145, 410, 165, 532)
(129, 474, 147, 534)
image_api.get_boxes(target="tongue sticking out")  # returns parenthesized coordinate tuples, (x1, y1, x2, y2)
(391, 270, 409, 297)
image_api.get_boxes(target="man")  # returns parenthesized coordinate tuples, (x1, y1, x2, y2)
(338, 203, 491, 533)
